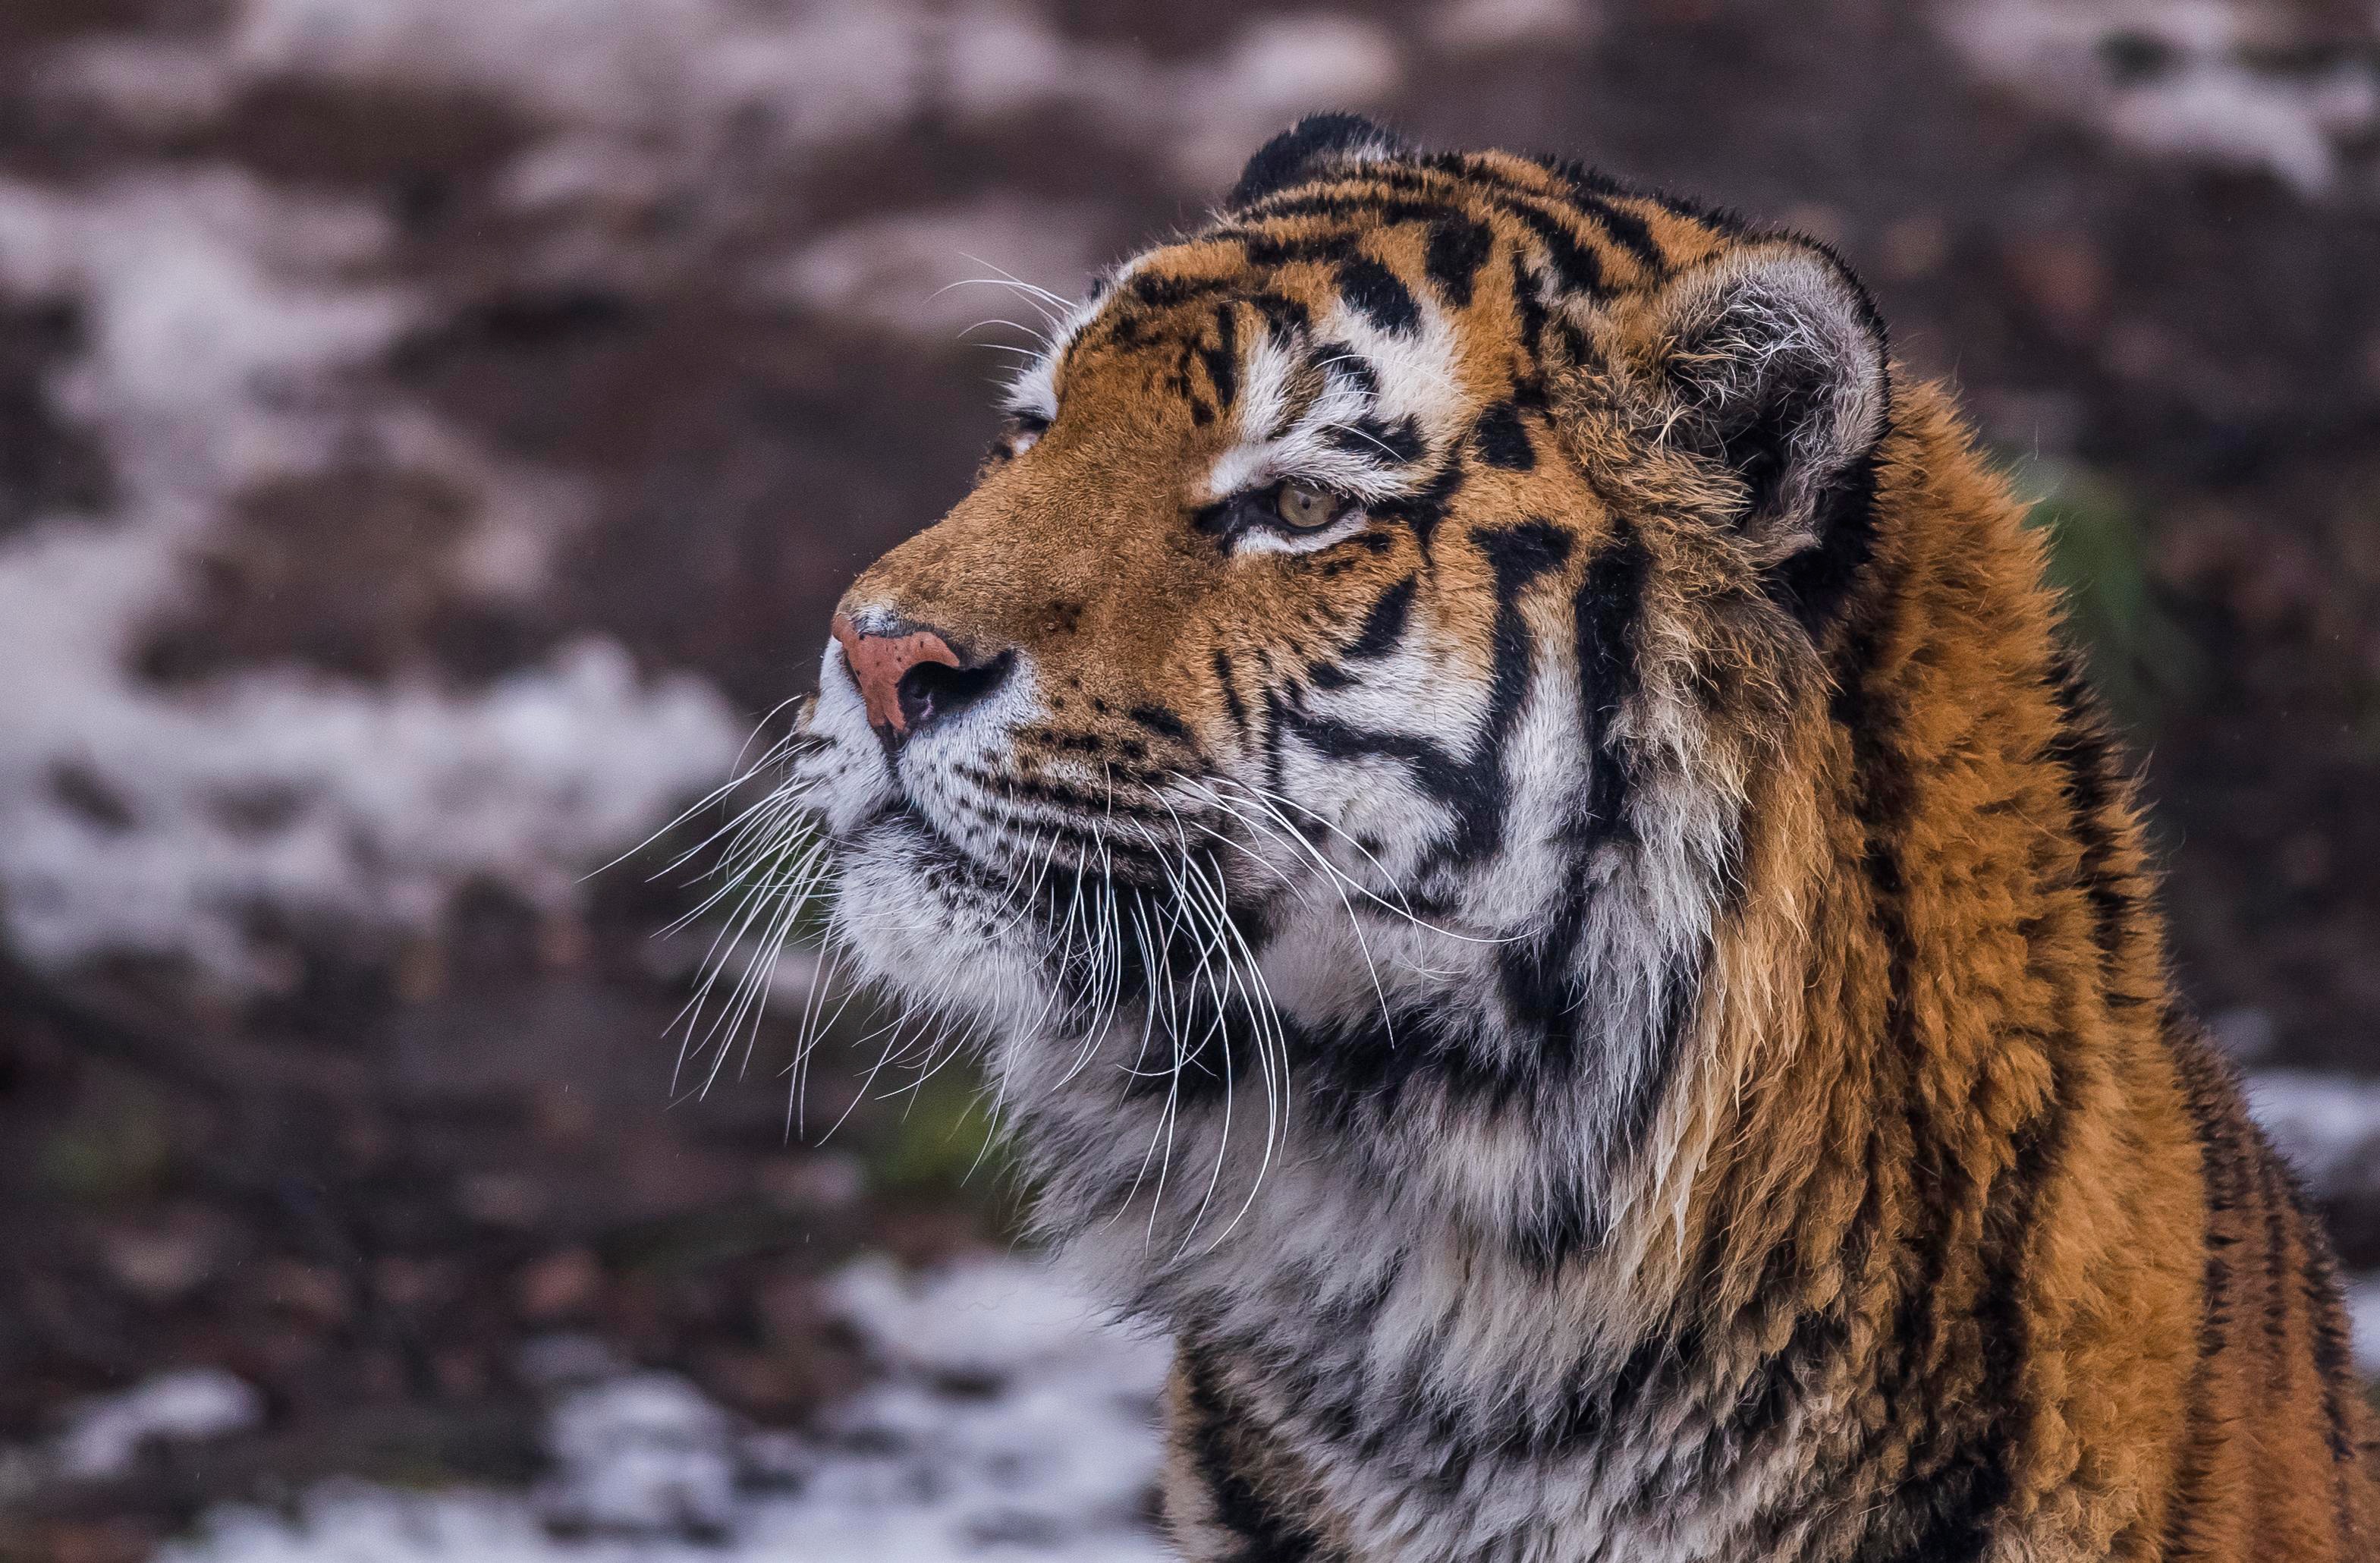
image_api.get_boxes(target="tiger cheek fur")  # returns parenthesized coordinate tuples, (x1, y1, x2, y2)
(790, 114, 2380, 1562)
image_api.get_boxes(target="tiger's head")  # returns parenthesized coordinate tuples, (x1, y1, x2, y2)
(791, 115, 1894, 1266)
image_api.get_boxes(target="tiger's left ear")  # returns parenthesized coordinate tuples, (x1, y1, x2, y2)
(1611, 241, 1888, 553)
(1228, 114, 1415, 208)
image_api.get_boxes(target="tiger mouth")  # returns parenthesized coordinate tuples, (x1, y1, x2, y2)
(859, 780, 1264, 980)
(882, 761, 1243, 892)
(857, 796, 1017, 895)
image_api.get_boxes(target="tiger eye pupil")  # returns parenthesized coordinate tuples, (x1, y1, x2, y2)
(1278, 484, 1331, 527)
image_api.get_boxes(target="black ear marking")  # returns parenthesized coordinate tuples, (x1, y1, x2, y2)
(1228, 113, 1414, 208)
(1637, 243, 1888, 549)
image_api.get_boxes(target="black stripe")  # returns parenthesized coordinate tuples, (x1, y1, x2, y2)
(1368, 458, 1466, 557)
(1483, 517, 1664, 1262)
(1827, 542, 1973, 1557)
(1328, 414, 1423, 464)
(1248, 292, 1311, 338)
(2042, 648, 2131, 974)
(2276, 1160, 2365, 1546)
(1341, 158, 1614, 301)
(1259, 685, 1291, 798)
(2297, 1220, 2360, 1467)
(1901, 1054, 2068, 1563)
(1345, 576, 1416, 661)
(1240, 228, 1361, 269)
(1296, 520, 1703, 1273)
(1508, 248, 1551, 361)
(1445, 519, 1574, 863)
(1212, 649, 1250, 737)
(1546, 162, 1668, 272)
(1483, 190, 1608, 299)
(1127, 703, 1194, 744)
(1312, 341, 1379, 398)
(1336, 253, 1420, 335)
(1471, 400, 1536, 470)
(1574, 519, 1649, 843)
(1555, 159, 1756, 239)
(1234, 194, 1470, 233)
(2259, 1150, 2294, 1354)
(2161, 1027, 2234, 1560)
(1275, 708, 1467, 803)
(1130, 271, 1238, 310)
(957, 763, 1171, 821)
(1176, 1350, 1321, 1562)
(1423, 213, 1495, 307)
(1487, 517, 1648, 1054)
(1199, 303, 1239, 411)
(1536, 1324, 1689, 1454)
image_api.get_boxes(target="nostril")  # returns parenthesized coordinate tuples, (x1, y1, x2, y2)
(896, 649, 1014, 735)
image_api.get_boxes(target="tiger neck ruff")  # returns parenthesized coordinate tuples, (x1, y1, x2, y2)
(780, 116, 2378, 1561)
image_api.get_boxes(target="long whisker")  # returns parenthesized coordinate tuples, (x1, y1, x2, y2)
(955, 256, 1074, 315)
(596, 698, 815, 879)
(1173, 780, 1398, 1041)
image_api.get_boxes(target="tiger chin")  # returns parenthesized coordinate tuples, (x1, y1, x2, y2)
(783, 115, 2378, 1561)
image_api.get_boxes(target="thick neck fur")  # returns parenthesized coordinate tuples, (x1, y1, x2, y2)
(998, 379, 2180, 1558)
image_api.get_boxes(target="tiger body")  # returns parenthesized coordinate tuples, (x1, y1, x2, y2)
(792, 116, 2379, 1560)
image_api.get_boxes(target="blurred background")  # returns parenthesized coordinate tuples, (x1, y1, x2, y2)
(1, 1, 2376, 1558)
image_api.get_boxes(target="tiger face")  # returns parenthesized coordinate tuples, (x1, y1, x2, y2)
(796, 115, 1885, 1253)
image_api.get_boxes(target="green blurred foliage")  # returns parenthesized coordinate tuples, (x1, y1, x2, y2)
(2007, 456, 2201, 732)
(858, 1057, 1011, 1196)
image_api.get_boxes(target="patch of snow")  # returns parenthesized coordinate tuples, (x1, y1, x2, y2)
(45, 2, 1401, 209)
(2245, 1071, 2380, 1206)
(160, 1255, 1170, 1562)
(0, 171, 742, 975)
(55, 1368, 263, 1481)
(0, 174, 404, 498)
(542, 1374, 738, 1538)
(49, 0, 935, 155)
(2, 581, 740, 970)
(1943, 0, 2379, 199)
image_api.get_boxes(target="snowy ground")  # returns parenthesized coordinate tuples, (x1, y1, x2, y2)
(118, 1256, 1173, 1563)
(1945, 0, 2380, 201)
(38, 1063, 2380, 1563)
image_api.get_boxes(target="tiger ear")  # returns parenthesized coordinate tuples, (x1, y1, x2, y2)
(1621, 241, 1888, 551)
(1228, 113, 1414, 207)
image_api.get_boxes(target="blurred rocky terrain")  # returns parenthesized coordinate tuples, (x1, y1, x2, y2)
(0, 0, 2376, 1557)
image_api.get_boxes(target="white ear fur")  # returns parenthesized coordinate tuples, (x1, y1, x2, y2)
(1633, 244, 1888, 547)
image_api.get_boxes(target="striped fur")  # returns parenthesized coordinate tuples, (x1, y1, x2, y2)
(794, 118, 2380, 1560)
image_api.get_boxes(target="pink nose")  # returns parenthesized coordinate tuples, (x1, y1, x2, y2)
(832, 614, 961, 735)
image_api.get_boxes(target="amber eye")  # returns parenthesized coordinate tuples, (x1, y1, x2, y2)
(1273, 482, 1342, 530)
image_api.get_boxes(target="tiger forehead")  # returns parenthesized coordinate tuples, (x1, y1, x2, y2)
(1011, 161, 1742, 436)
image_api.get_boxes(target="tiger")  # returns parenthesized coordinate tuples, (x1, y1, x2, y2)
(777, 114, 2380, 1561)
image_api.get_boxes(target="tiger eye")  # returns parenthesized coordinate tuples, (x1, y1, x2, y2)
(1275, 483, 1338, 530)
